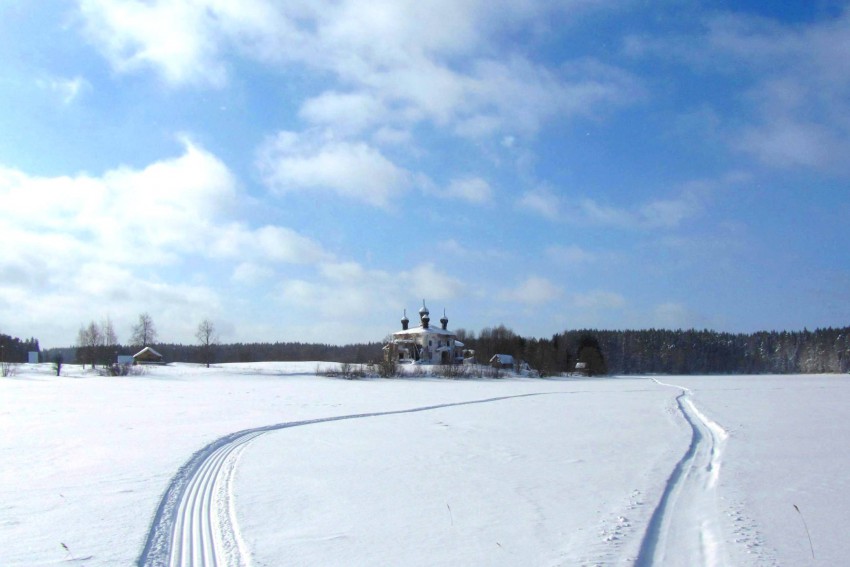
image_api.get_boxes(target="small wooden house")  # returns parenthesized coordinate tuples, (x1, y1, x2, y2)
(133, 346, 164, 365)
(490, 354, 514, 369)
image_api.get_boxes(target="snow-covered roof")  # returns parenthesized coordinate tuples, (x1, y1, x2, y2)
(490, 354, 514, 364)
(392, 325, 456, 338)
(134, 346, 163, 358)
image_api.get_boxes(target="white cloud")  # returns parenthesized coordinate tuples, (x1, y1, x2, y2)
(457, 56, 641, 137)
(518, 187, 562, 220)
(315, 0, 483, 61)
(577, 198, 634, 227)
(256, 129, 412, 208)
(299, 91, 389, 135)
(77, 0, 640, 138)
(319, 261, 369, 283)
(0, 250, 223, 348)
(635, 193, 701, 229)
(577, 191, 702, 229)
(437, 239, 508, 261)
(37, 75, 91, 104)
(0, 139, 331, 346)
(417, 175, 494, 205)
(630, 9, 850, 173)
(232, 262, 274, 285)
(736, 113, 845, 170)
(407, 263, 466, 300)
(210, 224, 331, 265)
(519, 183, 703, 229)
(444, 177, 493, 205)
(1, 138, 238, 266)
(372, 127, 412, 146)
(728, 27, 850, 171)
(499, 276, 562, 306)
(278, 260, 464, 323)
(78, 0, 228, 87)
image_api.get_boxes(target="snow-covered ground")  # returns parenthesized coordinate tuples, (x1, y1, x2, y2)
(1, 363, 847, 566)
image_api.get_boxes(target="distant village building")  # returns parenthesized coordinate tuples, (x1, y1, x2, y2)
(384, 302, 464, 365)
(133, 346, 164, 365)
(490, 354, 532, 373)
(490, 354, 514, 369)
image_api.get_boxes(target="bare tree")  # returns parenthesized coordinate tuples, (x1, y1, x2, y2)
(77, 321, 103, 369)
(101, 317, 118, 365)
(130, 312, 157, 347)
(103, 317, 118, 348)
(196, 319, 218, 368)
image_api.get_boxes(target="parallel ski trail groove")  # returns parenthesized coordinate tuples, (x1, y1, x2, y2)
(636, 379, 729, 567)
(138, 392, 560, 567)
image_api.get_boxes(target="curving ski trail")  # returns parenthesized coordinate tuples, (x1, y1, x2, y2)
(138, 393, 555, 567)
(635, 379, 729, 567)
(169, 430, 260, 567)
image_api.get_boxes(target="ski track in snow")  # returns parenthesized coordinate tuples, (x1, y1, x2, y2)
(635, 379, 729, 567)
(137, 393, 554, 567)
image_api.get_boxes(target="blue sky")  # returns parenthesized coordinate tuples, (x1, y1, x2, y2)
(1, 0, 849, 348)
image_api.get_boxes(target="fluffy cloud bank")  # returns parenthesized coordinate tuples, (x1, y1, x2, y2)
(626, 8, 850, 174)
(0, 136, 584, 347)
(256, 130, 413, 208)
(498, 276, 562, 306)
(0, 140, 330, 346)
(518, 187, 703, 229)
(78, 0, 639, 138)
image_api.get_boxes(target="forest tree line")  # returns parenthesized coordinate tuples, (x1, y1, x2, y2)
(0, 333, 40, 363)
(42, 340, 385, 368)
(456, 325, 850, 375)
(17, 324, 850, 376)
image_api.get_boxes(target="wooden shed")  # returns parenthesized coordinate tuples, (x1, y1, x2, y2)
(133, 346, 164, 365)
(490, 354, 514, 369)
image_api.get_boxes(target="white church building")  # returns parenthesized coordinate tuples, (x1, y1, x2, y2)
(383, 302, 465, 365)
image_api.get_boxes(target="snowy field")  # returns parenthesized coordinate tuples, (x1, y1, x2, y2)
(1, 363, 847, 566)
